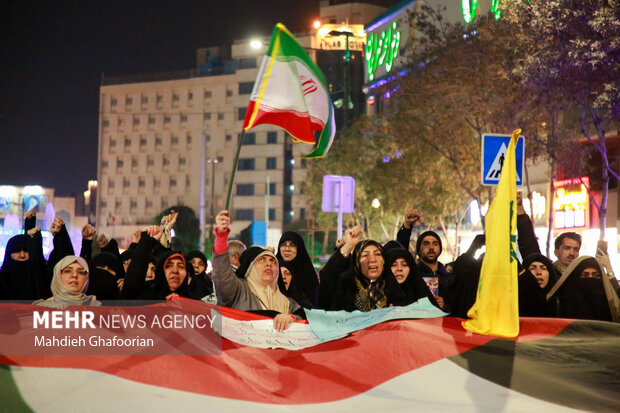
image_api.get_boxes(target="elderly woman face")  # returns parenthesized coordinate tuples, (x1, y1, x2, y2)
(359, 244, 384, 281)
(60, 262, 88, 293)
(254, 254, 279, 285)
(528, 261, 550, 288)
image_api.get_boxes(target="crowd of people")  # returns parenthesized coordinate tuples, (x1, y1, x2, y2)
(1, 197, 619, 332)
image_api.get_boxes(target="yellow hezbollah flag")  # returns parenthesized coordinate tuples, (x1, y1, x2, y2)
(463, 129, 521, 338)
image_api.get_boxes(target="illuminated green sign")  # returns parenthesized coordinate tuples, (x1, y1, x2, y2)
(365, 20, 401, 82)
(462, 0, 503, 23)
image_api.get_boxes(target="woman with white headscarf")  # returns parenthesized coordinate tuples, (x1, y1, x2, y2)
(212, 210, 301, 332)
(33, 255, 100, 308)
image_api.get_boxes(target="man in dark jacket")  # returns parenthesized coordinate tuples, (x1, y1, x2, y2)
(414, 231, 449, 310)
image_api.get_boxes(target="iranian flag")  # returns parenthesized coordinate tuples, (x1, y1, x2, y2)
(243, 23, 335, 158)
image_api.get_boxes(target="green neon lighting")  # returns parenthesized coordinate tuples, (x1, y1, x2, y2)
(365, 20, 401, 82)
(490, 0, 501, 20)
(461, 0, 479, 24)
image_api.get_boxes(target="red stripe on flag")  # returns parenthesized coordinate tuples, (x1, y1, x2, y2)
(243, 100, 319, 144)
(0, 316, 572, 404)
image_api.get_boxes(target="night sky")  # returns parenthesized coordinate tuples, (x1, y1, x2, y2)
(0, 0, 319, 196)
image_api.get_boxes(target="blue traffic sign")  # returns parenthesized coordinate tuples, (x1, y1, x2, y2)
(481, 133, 525, 186)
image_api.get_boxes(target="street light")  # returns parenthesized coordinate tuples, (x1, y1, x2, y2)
(328, 29, 353, 127)
(206, 157, 220, 237)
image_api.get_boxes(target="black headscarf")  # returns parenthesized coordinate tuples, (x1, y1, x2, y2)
(276, 232, 318, 306)
(185, 250, 213, 300)
(550, 257, 612, 322)
(0, 235, 46, 300)
(385, 247, 437, 307)
(92, 252, 125, 279)
(519, 253, 558, 317)
(277, 259, 313, 308)
(446, 253, 483, 318)
(152, 251, 192, 299)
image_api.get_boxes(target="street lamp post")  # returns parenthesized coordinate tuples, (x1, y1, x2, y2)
(328, 30, 353, 127)
(206, 157, 220, 238)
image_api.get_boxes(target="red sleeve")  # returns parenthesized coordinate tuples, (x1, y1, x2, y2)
(213, 227, 230, 254)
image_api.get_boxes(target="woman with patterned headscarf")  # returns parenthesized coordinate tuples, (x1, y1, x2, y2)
(329, 240, 406, 312)
(33, 255, 100, 308)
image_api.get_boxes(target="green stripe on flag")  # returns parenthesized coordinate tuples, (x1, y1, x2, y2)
(269, 23, 329, 90)
(0, 365, 35, 413)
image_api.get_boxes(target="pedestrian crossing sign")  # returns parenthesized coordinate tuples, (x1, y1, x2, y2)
(481, 133, 525, 186)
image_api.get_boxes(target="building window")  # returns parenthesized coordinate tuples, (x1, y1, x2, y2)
(268, 182, 276, 195)
(103, 118, 110, 127)
(180, 114, 188, 122)
(267, 132, 277, 144)
(123, 178, 130, 188)
(154, 179, 161, 188)
(269, 208, 276, 221)
(146, 199, 152, 209)
(126, 97, 133, 105)
(226, 90, 233, 97)
(170, 177, 177, 187)
(218, 112, 224, 120)
(238, 81, 254, 95)
(110, 139, 116, 147)
(102, 160, 108, 168)
(300, 208, 306, 220)
(156, 94, 163, 103)
(179, 157, 186, 165)
(116, 159, 123, 168)
(235, 209, 254, 220)
(188, 91, 193, 100)
(236, 184, 254, 196)
(237, 107, 246, 120)
(124, 138, 131, 147)
(301, 158, 307, 168)
(164, 115, 171, 124)
(237, 158, 255, 170)
(226, 134, 232, 142)
(108, 179, 115, 188)
(155, 135, 163, 145)
(266, 157, 277, 169)
(111, 98, 117, 106)
(171, 135, 179, 145)
(131, 157, 138, 168)
(242, 133, 256, 145)
(148, 116, 155, 125)
(147, 156, 154, 167)
(130, 199, 137, 209)
(204, 113, 211, 120)
(186, 134, 192, 144)
(140, 136, 147, 146)
(172, 94, 180, 102)
(204, 90, 212, 98)
(205, 134, 211, 142)
(163, 155, 170, 166)
(133, 117, 140, 125)
(141, 95, 148, 104)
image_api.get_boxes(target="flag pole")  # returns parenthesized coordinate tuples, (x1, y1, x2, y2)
(225, 130, 245, 210)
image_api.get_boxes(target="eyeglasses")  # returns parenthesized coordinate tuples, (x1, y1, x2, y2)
(60, 267, 88, 277)
(280, 241, 297, 249)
